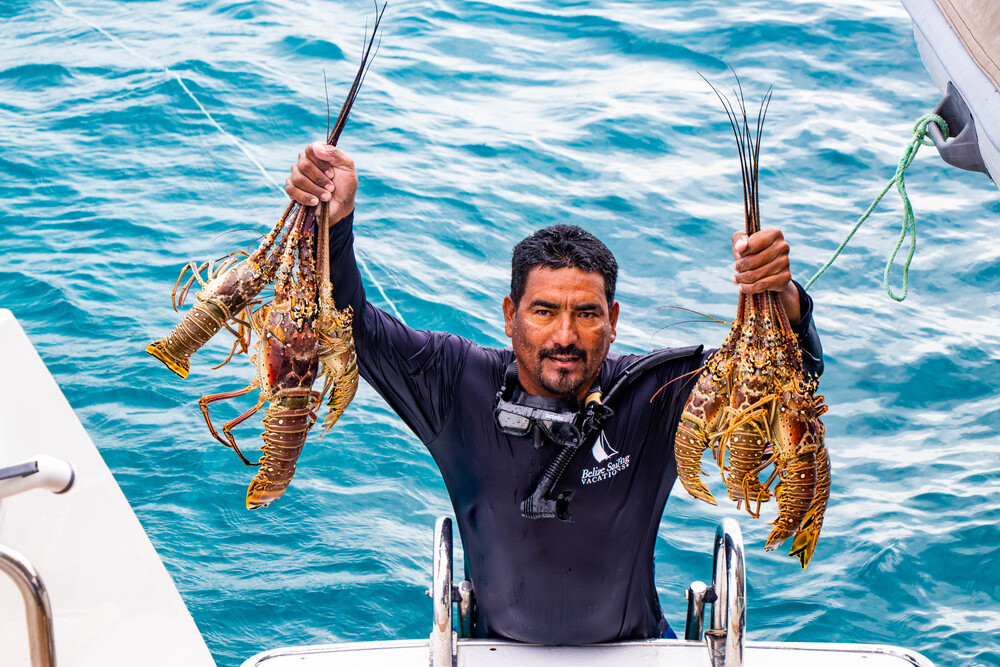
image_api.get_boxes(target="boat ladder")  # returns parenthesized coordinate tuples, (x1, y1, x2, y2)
(428, 516, 746, 667)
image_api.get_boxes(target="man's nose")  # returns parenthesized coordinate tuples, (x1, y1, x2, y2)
(551, 312, 580, 346)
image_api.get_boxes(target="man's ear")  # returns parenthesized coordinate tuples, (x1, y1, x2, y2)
(609, 300, 620, 342)
(503, 295, 516, 338)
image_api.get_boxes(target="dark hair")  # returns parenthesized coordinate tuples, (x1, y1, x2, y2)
(510, 225, 618, 307)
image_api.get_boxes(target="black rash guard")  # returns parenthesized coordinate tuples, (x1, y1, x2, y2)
(328, 212, 824, 645)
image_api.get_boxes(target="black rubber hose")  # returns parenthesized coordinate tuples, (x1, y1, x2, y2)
(520, 444, 577, 520)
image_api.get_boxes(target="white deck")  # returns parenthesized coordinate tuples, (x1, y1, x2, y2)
(0, 309, 216, 666)
(242, 638, 935, 667)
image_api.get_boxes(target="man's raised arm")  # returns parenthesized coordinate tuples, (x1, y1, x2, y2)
(284, 142, 471, 443)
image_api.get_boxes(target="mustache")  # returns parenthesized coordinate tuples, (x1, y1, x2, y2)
(539, 344, 587, 363)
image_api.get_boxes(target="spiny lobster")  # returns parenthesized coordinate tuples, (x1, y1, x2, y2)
(673, 76, 830, 568)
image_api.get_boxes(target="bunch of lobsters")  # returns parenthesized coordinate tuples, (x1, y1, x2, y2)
(146, 7, 385, 509)
(673, 81, 830, 568)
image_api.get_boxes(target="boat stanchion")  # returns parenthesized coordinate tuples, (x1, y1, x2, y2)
(685, 519, 746, 665)
(0, 543, 57, 667)
(0, 454, 75, 667)
(684, 580, 710, 640)
(705, 518, 746, 667)
(456, 580, 474, 639)
(429, 517, 456, 667)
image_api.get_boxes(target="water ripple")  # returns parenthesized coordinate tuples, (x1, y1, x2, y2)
(2, 1, 997, 665)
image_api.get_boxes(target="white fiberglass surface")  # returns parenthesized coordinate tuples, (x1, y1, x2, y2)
(0, 309, 216, 667)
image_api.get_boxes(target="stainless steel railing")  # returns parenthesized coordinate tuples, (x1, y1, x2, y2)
(0, 544, 57, 667)
(686, 518, 746, 667)
(0, 455, 75, 667)
(428, 517, 476, 667)
(429, 517, 455, 667)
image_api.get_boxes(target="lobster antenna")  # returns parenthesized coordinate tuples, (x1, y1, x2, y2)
(728, 88, 753, 232)
(657, 305, 731, 325)
(327, 1, 387, 146)
(732, 73, 758, 235)
(324, 69, 330, 139)
(704, 71, 773, 237)
(651, 365, 706, 402)
(702, 74, 752, 235)
(748, 87, 771, 234)
(737, 86, 756, 235)
(738, 91, 756, 233)
(326, 14, 370, 145)
(297, 208, 319, 300)
(730, 67, 766, 236)
(355, 30, 384, 102)
(753, 88, 773, 234)
(730, 66, 755, 232)
(698, 72, 750, 231)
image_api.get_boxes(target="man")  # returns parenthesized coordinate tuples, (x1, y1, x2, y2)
(285, 142, 823, 643)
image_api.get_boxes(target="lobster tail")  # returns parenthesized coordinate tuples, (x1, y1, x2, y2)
(788, 443, 831, 568)
(246, 396, 317, 510)
(147, 201, 299, 377)
(674, 362, 732, 505)
(763, 452, 817, 551)
(674, 417, 718, 505)
(146, 301, 229, 378)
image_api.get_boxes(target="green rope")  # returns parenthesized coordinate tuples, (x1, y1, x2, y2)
(803, 113, 949, 301)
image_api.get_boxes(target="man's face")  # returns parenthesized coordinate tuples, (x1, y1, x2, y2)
(503, 266, 619, 399)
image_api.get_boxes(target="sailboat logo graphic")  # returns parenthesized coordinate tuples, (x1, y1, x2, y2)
(590, 431, 619, 463)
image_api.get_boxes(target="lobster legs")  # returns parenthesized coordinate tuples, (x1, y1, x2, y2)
(199, 381, 265, 467)
(200, 381, 324, 509)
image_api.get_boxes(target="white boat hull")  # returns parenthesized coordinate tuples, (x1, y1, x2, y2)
(242, 638, 936, 667)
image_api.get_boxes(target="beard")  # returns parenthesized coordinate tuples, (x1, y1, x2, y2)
(536, 343, 599, 397)
(509, 317, 613, 398)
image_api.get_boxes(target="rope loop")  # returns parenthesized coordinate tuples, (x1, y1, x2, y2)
(804, 113, 949, 301)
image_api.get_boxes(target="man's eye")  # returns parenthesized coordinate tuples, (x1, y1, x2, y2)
(579, 311, 598, 318)
(535, 309, 551, 316)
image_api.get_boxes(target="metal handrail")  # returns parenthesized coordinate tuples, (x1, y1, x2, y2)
(0, 455, 75, 667)
(429, 517, 455, 667)
(705, 518, 746, 667)
(0, 543, 57, 667)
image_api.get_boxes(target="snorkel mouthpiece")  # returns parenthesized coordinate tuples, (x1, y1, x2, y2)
(521, 487, 575, 521)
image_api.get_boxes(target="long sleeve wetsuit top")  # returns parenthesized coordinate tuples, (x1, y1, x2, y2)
(328, 212, 824, 645)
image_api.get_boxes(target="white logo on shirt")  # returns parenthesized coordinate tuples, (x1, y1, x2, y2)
(590, 430, 619, 463)
(580, 431, 630, 485)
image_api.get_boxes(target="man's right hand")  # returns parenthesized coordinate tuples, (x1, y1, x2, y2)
(285, 142, 358, 222)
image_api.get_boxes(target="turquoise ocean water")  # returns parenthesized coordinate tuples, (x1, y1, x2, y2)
(2, 0, 999, 664)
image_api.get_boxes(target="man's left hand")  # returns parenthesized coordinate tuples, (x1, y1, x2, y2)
(731, 228, 801, 324)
